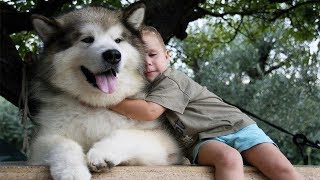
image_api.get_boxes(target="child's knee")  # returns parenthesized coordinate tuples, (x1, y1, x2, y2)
(218, 148, 243, 167)
(198, 141, 243, 168)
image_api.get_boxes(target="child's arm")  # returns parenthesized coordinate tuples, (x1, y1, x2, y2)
(110, 99, 166, 121)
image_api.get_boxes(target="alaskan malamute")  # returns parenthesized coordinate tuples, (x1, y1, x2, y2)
(28, 3, 181, 180)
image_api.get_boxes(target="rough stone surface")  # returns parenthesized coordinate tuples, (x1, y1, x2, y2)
(0, 163, 319, 180)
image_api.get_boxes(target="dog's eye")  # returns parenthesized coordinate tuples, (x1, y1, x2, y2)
(115, 38, 123, 44)
(81, 36, 94, 43)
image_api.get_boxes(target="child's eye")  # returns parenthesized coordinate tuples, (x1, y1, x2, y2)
(149, 53, 157, 57)
(81, 36, 94, 43)
(115, 38, 123, 43)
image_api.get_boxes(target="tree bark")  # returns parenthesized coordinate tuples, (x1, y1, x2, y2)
(0, 27, 22, 106)
(144, 0, 205, 43)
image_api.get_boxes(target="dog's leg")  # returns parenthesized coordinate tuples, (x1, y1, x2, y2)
(87, 129, 180, 172)
(29, 135, 91, 180)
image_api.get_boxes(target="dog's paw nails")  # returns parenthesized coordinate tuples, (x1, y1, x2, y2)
(105, 160, 115, 169)
(88, 162, 105, 172)
(88, 160, 114, 172)
(87, 149, 118, 172)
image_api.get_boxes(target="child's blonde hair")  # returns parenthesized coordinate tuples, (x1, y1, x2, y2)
(141, 26, 166, 50)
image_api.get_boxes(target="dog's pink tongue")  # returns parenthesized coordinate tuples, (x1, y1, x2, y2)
(95, 73, 117, 94)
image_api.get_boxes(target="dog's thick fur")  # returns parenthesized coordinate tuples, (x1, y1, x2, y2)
(28, 3, 181, 180)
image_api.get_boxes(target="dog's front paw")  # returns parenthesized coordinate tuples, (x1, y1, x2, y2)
(87, 148, 119, 172)
(51, 165, 91, 180)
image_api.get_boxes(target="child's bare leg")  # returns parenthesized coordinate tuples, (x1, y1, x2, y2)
(242, 143, 304, 180)
(197, 141, 244, 180)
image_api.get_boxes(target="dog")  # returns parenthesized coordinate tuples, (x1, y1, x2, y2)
(28, 3, 181, 180)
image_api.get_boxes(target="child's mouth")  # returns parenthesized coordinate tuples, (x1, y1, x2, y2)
(146, 70, 156, 74)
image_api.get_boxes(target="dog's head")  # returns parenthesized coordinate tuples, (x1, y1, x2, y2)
(31, 3, 146, 106)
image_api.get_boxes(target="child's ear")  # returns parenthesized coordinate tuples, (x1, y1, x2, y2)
(165, 50, 170, 62)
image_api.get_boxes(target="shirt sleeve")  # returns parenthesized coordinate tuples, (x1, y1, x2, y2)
(145, 77, 190, 114)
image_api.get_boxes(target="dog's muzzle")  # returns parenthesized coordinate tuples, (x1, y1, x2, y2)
(80, 49, 122, 94)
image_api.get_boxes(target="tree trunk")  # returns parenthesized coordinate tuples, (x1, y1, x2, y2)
(0, 28, 22, 106)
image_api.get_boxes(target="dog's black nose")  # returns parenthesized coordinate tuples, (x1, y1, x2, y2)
(102, 49, 121, 65)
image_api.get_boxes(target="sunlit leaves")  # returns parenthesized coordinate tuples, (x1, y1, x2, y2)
(10, 32, 41, 60)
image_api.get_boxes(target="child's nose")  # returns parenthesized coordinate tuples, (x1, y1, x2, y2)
(145, 57, 152, 65)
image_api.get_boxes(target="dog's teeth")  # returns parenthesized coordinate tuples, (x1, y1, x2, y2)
(111, 69, 117, 77)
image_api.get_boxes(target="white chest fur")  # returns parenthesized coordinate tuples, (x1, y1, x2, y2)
(34, 97, 159, 151)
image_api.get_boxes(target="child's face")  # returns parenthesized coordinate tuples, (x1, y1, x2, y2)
(142, 33, 170, 82)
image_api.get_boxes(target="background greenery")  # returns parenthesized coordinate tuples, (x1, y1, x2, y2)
(1, 0, 319, 165)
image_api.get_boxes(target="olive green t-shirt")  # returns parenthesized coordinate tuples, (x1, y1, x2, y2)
(145, 68, 255, 149)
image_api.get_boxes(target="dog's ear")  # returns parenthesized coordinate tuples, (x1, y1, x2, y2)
(123, 2, 146, 30)
(31, 15, 61, 43)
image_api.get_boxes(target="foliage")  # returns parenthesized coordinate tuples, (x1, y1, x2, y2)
(10, 32, 41, 60)
(199, 0, 319, 42)
(0, 96, 33, 150)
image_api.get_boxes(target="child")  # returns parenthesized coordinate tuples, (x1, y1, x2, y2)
(111, 26, 304, 180)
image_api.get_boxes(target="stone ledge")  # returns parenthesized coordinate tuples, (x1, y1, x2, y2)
(0, 163, 319, 180)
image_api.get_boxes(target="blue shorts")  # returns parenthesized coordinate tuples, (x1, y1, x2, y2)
(192, 124, 276, 164)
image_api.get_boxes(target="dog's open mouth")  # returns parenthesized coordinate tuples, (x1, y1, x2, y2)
(81, 66, 118, 94)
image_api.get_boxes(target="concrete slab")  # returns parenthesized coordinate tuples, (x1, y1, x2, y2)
(0, 163, 319, 180)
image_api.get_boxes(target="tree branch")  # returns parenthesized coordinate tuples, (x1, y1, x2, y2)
(265, 61, 287, 74)
(270, 0, 320, 21)
(196, 6, 268, 18)
(0, 0, 74, 34)
(31, 0, 73, 15)
(221, 16, 244, 43)
(0, 3, 33, 34)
